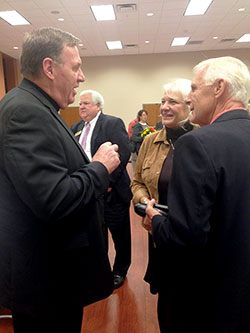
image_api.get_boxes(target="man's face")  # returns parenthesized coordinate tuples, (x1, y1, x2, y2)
(79, 94, 100, 122)
(52, 46, 85, 109)
(186, 68, 216, 126)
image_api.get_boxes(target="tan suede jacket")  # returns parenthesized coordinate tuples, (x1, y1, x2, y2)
(131, 128, 170, 204)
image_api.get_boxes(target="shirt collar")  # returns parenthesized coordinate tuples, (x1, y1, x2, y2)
(87, 110, 102, 127)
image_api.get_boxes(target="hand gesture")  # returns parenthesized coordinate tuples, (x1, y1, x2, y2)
(92, 142, 120, 174)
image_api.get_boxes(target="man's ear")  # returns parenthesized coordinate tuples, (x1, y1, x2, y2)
(42, 57, 54, 79)
(214, 78, 226, 98)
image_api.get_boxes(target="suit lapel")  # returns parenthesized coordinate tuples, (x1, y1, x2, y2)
(74, 120, 85, 142)
(91, 114, 103, 155)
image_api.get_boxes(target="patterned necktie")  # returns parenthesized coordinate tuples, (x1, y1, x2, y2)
(80, 122, 91, 150)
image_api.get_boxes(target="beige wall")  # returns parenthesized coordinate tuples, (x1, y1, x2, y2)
(71, 48, 250, 128)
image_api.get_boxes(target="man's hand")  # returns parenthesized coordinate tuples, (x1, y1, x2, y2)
(141, 215, 152, 233)
(92, 142, 120, 174)
(142, 199, 161, 233)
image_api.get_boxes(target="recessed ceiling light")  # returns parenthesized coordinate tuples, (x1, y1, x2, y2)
(213, 36, 218, 39)
(58, 18, 64, 21)
(0, 10, 30, 25)
(184, 0, 213, 16)
(79, 43, 84, 47)
(238, 8, 245, 12)
(106, 41, 122, 50)
(236, 34, 250, 43)
(171, 37, 190, 46)
(13, 46, 19, 49)
(91, 5, 116, 21)
(146, 13, 154, 17)
(145, 40, 150, 44)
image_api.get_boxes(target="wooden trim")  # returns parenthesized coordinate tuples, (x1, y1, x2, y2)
(0, 53, 6, 99)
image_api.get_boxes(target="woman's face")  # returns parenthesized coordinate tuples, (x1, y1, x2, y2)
(140, 111, 148, 123)
(160, 90, 189, 128)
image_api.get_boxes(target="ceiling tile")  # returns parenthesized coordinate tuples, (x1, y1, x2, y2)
(0, 0, 249, 59)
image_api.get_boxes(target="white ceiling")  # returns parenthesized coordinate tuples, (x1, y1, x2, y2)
(0, 0, 250, 59)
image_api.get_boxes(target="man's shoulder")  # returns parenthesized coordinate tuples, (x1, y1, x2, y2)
(71, 120, 84, 132)
(0, 81, 48, 113)
(177, 123, 225, 150)
(1, 80, 34, 103)
(100, 113, 123, 124)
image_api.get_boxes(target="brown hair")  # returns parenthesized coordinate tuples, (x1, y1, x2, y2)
(20, 27, 80, 79)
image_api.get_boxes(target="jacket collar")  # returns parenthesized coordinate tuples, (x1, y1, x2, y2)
(153, 122, 195, 145)
(20, 78, 60, 113)
(153, 128, 169, 145)
(212, 108, 250, 123)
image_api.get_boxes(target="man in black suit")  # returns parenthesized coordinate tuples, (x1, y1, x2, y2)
(71, 90, 132, 289)
(0, 27, 120, 333)
(145, 57, 250, 332)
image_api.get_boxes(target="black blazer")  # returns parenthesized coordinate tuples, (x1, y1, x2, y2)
(0, 79, 113, 316)
(71, 113, 132, 204)
(152, 109, 250, 332)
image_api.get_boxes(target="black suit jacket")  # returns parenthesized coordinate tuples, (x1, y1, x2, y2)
(0, 79, 113, 316)
(71, 113, 132, 204)
(152, 109, 250, 332)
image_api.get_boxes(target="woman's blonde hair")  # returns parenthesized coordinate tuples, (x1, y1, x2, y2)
(163, 78, 193, 127)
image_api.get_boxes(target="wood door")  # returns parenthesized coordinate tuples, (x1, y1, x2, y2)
(60, 107, 81, 127)
(0, 52, 20, 98)
(3, 55, 19, 92)
(143, 103, 161, 127)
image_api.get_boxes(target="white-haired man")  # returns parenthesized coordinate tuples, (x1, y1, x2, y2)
(145, 56, 250, 332)
(71, 90, 132, 289)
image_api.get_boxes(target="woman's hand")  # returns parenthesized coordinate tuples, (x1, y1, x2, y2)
(140, 196, 149, 204)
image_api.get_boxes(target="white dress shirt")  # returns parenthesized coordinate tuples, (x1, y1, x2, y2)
(79, 111, 101, 160)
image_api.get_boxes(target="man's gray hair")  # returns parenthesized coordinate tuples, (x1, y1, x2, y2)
(194, 56, 250, 108)
(80, 90, 104, 109)
(20, 27, 80, 79)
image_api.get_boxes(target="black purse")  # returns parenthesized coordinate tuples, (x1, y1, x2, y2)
(134, 202, 168, 217)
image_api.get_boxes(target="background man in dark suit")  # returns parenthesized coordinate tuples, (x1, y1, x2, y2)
(155, 119, 163, 130)
(0, 27, 120, 333)
(71, 89, 132, 289)
(145, 56, 250, 332)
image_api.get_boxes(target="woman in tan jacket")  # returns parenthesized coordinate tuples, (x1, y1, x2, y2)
(131, 78, 198, 332)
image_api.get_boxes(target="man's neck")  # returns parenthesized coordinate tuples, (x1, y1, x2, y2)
(210, 101, 245, 124)
(208, 99, 244, 124)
